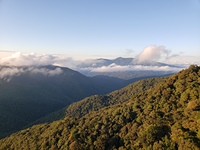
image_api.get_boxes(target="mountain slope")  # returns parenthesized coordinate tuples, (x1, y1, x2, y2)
(0, 65, 135, 138)
(82, 70, 173, 80)
(0, 65, 199, 150)
(27, 74, 169, 126)
(65, 77, 165, 118)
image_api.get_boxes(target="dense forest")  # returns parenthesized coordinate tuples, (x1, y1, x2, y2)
(0, 65, 199, 150)
(0, 65, 137, 138)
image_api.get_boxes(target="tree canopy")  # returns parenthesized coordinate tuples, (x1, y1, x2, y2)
(0, 65, 200, 150)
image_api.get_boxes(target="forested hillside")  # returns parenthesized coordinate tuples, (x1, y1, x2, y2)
(0, 65, 135, 138)
(0, 65, 199, 150)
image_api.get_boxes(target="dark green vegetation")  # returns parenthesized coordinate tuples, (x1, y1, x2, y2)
(0, 65, 200, 150)
(0, 65, 138, 138)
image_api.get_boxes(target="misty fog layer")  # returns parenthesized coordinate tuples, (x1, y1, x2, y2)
(0, 66, 63, 82)
(1, 45, 198, 75)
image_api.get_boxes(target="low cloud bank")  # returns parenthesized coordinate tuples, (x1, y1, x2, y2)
(0, 52, 78, 68)
(88, 63, 184, 72)
(0, 67, 63, 82)
(27, 67, 63, 76)
(1, 46, 199, 75)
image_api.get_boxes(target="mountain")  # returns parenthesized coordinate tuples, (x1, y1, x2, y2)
(25, 74, 170, 127)
(77, 57, 178, 68)
(0, 65, 199, 149)
(0, 65, 139, 138)
(82, 70, 174, 80)
(77, 57, 134, 68)
(77, 57, 182, 79)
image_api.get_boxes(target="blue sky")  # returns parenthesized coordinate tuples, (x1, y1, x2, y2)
(0, 0, 200, 59)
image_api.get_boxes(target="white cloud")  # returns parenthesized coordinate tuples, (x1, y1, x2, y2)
(1, 48, 198, 75)
(91, 63, 128, 72)
(0, 52, 79, 68)
(0, 66, 63, 82)
(0, 52, 59, 66)
(77, 58, 107, 68)
(90, 63, 183, 72)
(27, 67, 63, 76)
(135, 45, 171, 63)
(0, 67, 24, 79)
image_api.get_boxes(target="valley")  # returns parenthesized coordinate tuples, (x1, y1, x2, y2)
(0, 64, 166, 138)
(0, 65, 199, 149)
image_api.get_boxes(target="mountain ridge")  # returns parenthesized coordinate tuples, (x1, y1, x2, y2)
(1, 65, 199, 149)
(77, 57, 182, 79)
(0, 65, 141, 138)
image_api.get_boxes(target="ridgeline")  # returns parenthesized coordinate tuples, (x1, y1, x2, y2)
(0, 65, 199, 150)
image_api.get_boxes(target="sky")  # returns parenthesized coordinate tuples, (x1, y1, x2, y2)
(0, 0, 200, 63)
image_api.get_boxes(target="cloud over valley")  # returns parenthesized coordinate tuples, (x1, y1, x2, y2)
(1, 45, 199, 78)
(0, 66, 63, 82)
(90, 63, 182, 72)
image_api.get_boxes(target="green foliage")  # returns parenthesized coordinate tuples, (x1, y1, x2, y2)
(0, 65, 137, 138)
(0, 65, 200, 150)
